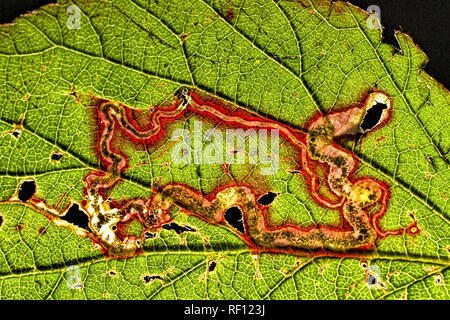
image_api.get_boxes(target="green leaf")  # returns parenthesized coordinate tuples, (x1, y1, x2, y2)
(0, 0, 448, 300)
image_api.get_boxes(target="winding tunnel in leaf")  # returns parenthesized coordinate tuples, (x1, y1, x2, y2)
(0, 0, 447, 300)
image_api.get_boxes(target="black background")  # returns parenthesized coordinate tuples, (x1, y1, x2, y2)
(349, 0, 449, 87)
(0, 0, 448, 87)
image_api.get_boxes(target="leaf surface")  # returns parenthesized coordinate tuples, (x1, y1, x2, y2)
(0, 0, 448, 299)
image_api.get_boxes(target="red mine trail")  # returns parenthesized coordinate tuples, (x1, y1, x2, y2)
(83, 90, 413, 256)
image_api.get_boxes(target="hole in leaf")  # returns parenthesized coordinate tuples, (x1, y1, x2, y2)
(12, 130, 21, 138)
(61, 203, 91, 232)
(224, 206, 245, 234)
(144, 231, 157, 240)
(208, 261, 217, 272)
(51, 152, 63, 161)
(367, 274, 378, 286)
(162, 222, 196, 235)
(18, 180, 36, 202)
(257, 191, 278, 206)
(142, 274, 163, 284)
(360, 102, 387, 132)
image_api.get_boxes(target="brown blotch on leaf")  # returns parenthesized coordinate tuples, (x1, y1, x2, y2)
(37, 226, 47, 235)
(180, 33, 190, 42)
(15, 223, 25, 232)
(225, 8, 235, 21)
(334, 3, 345, 14)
